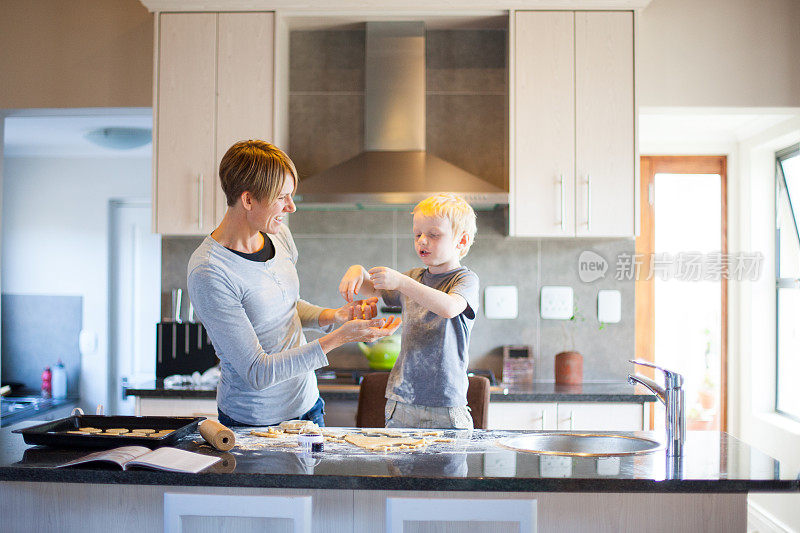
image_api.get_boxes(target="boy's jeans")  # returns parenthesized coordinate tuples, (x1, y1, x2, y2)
(384, 399, 473, 429)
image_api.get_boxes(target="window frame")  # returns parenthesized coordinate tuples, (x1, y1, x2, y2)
(775, 143, 800, 421)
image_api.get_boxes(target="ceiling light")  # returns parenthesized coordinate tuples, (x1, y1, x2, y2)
(84, 127, 151, 150)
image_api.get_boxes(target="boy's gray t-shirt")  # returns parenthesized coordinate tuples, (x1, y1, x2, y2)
(383, 266, 480, 407)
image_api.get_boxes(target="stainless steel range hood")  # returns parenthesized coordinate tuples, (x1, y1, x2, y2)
(295, 22, 508, 209)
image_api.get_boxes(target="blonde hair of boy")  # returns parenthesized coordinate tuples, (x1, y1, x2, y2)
(412, 193, 477, 259)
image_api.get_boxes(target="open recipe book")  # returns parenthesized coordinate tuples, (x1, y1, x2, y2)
(58, 446, 220, 473)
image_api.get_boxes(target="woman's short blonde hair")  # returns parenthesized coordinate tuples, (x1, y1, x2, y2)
(412, 193, 477, 258)
(219, 140, 298, 207)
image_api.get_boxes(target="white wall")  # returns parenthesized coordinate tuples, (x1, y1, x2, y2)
(638, 0, 800, 107)
(733, 116, 800, 531)
(1, 156, 151, 411)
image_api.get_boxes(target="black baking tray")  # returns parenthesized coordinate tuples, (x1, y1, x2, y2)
(13, 415, 205, 449)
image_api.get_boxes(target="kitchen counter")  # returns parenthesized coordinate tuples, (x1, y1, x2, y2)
(125, 380, 657, 404)
(1, 423, 795, 532)
(0, 396, 79, 428)
(0, 424, 793, 493)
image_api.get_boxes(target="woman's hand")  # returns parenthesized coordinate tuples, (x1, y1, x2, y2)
(368, 267, 406, 292)
(336, 316, 402, 344)
(339, 265, 370, 302)
(333, 297, 379, 325)
(318, 315, 402, 353)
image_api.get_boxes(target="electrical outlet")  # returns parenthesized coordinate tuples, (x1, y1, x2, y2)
(597, 289, 622, 323)
(484, 286, 518, 319)
(540, 286, 574, 320)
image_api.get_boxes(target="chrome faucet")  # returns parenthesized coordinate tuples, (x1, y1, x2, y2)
(627, 360, 685, 457)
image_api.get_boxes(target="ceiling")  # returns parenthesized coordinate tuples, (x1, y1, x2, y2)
(3, 111, 152, 159)
(639, 108, 799, 146)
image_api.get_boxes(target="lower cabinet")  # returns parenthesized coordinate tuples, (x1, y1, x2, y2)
(135, 397, 356, 426)
(136, 398, 218, 419)
(136, 396, 649, 431)
(487, 402, 558, 430)
(489, 402, 648, 431)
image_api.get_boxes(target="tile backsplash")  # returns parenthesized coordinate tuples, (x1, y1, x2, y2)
(162, 210, 634, 382)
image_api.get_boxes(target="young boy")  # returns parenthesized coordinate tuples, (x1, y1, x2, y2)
(339, 193, 480, 429)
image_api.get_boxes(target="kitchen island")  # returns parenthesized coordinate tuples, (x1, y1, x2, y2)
(0, 423, 796, 532)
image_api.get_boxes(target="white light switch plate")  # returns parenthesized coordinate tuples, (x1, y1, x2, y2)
(484, 286, 518, 319)
(597, 289, 622, 323)
(540, 286, 573, 320)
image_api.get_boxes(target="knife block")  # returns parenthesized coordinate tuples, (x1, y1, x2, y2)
(156, 322, 218, 379)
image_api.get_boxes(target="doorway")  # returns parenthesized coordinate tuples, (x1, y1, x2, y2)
(108, 200, 161, 415)
(636, 156, 728, 431)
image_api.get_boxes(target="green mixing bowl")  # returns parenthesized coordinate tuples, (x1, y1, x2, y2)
(358, 335, 401, 370)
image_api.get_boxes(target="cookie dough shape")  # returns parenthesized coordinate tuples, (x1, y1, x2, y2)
(251, 427, 284, 438)
(279, 420, 319, 433)
(360, 429, 404, 438)
(78, 427, 102, 434)
(343, 433, 428, 453)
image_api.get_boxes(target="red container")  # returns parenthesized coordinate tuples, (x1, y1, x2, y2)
(41, 367, 52, 398)
(554, 351, 583, 385)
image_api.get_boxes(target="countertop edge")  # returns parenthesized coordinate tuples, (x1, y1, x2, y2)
(125, 387, 657, 404)
(1, 468, 795, 493)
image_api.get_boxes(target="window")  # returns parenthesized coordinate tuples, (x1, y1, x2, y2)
(775, 144, 800, 420)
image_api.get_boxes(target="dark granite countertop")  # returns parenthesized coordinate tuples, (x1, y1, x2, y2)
(125, 380, 656, 403)
(1, 422, 796, 493)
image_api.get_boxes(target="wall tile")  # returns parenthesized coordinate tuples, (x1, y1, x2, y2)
(538, 239, 636, 382)
(161, 237, 204, 320)
(290, 30, 365, 92)
(475, 207, 507, 238)
(294, 236, 399, 310)
(287, 209, 396, 236)
(427, 94, 508, 190)
(289, 94, 363, 178)
(426, 30, 507, 93)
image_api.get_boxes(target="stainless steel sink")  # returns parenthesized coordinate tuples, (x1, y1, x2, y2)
(497, 432, 662, 457)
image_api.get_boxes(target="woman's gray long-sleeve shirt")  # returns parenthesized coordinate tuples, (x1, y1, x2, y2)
(187, 224, 330, 426)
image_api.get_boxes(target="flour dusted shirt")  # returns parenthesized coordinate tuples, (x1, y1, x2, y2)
(383, 267, 480, 407)
(187, 224, 330, 426)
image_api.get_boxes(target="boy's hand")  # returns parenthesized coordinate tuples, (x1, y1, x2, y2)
(339, 265, 368, 303)
(368, 267, 405, 291)
(333, 297, 379, 325)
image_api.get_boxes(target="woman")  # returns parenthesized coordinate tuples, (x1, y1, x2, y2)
(187, 140, 399, 427)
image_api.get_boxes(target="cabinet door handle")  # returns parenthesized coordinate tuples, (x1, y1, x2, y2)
(557, 175, 566, 231)
(541, 410, 546, 430)
(585, 175, 592, 231)
(197, 173, 204, 231)
(569, 410, 575, 430)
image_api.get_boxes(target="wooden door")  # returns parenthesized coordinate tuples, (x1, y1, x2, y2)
(215, 12, 275, 226)
(155, 13, 217, 235)
(575, 11, 634, 237)
(636, 156, 728, 431)
(513, 11, 575, 237)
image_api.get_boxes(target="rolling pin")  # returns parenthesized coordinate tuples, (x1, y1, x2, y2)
(198, 419, 235, 451)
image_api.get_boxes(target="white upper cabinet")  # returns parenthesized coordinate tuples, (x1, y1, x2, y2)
(512, 11, 634, 237)
(154, 12, 274, 235)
